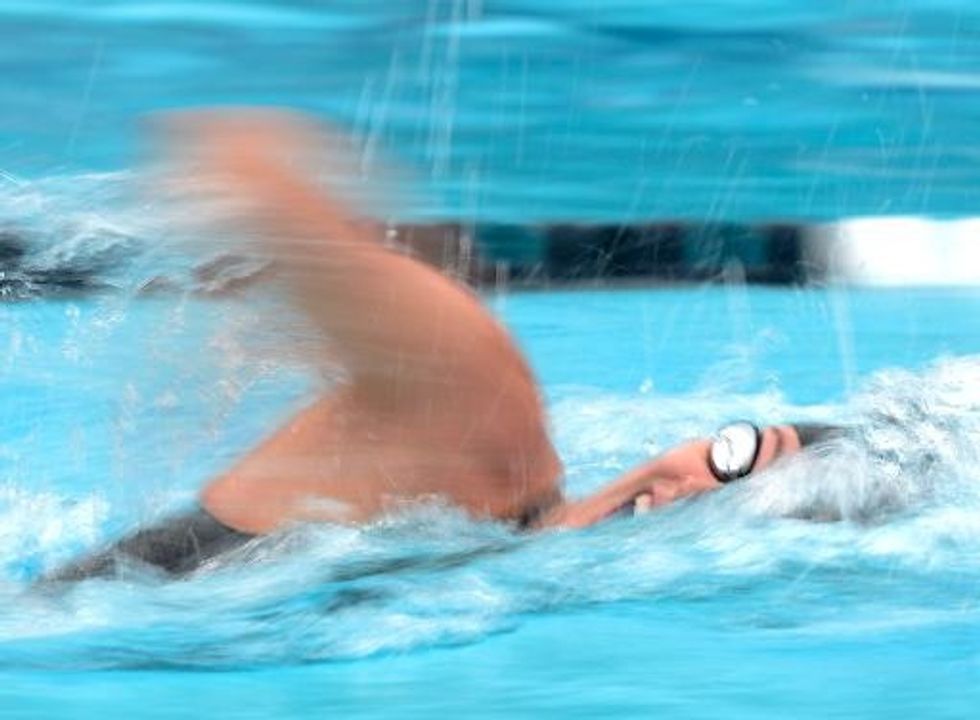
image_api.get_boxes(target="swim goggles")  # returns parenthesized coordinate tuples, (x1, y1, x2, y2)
(708, 421, 762, 483)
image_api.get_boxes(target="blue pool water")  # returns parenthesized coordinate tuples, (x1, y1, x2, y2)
(3, 0, 980, 219)
(3, 287, 980, 717)
(4, 1, 980, 718)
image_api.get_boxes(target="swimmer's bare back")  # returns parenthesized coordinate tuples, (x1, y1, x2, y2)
(162, 110, 562, 533)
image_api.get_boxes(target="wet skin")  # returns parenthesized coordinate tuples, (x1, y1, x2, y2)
(162, 109, 802, 535)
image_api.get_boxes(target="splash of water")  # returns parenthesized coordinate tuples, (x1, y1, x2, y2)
(0, 355, 978, 669)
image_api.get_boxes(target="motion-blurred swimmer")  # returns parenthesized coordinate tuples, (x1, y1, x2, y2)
(47, 111, 842, 582)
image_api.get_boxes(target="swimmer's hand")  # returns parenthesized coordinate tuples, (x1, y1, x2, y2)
(632, 493, 655, 515)
(156, 108, 320, 174)
(152, 108, 376, 257)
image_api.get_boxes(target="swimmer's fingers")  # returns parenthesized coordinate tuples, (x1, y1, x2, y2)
(153, 108, 407, 232)
(146, 108, 319, 221)
(633, 493, 654, 515)
(145, 107, 373, 261)
(149, 108, 326, 177)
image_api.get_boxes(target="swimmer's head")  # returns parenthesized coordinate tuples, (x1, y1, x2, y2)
(615, 424, 809, 520)
(626, 423, 849, 516)
(549, 422, 849, 527)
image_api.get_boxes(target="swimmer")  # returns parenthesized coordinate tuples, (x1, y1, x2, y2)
(45, 111, 843, 582)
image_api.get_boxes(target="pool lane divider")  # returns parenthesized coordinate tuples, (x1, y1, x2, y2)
(2, 220, 879, 298)
(386, 222, 809, 288)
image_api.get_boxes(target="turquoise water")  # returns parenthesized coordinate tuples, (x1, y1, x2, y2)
(5, 1, 980, 717)
(3, 0, 980, 220)
(3, 288, 980, 717)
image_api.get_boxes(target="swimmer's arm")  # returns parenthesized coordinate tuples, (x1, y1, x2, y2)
(539, 441, 718, 528)
(166, 111, 535, 408)
(538, 461, 669, 528)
